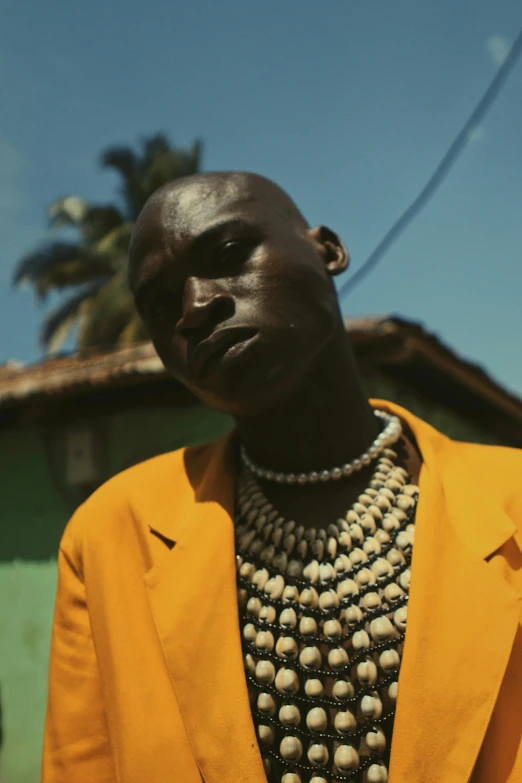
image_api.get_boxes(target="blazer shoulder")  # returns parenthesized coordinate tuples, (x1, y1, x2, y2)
(63, 439, 220, 551)
(446, 440, 522, 526)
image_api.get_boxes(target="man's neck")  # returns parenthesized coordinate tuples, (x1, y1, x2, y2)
(235, 329, 380, 477)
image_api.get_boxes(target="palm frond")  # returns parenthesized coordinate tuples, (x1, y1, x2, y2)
(77, 268, 137, 351)
(82, 205, 125, 243)
(41, 280, 107, 352)
(95, 222, 132, 256)
(13, 242, 113, 299)
(48, 196, 89, 228)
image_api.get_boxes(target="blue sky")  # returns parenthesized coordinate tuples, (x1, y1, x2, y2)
(1, 0, 521, 393)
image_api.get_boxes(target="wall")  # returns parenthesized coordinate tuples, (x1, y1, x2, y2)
(0, 401, 232, 783)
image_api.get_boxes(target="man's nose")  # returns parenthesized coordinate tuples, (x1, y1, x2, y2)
(176, 277, 234, 339)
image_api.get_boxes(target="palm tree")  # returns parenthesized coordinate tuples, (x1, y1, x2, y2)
(13, 134, 201, 353)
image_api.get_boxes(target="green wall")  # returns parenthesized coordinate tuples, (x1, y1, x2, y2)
(0, 402, 232, 783)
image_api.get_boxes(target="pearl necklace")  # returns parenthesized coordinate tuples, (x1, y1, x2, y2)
(235, 446, 418, 783)
(239, 410, 402, 486)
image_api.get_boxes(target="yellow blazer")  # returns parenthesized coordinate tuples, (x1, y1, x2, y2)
(42, 400, 522, 783)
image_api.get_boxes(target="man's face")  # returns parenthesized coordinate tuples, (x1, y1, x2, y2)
(128, 179, 344, 416)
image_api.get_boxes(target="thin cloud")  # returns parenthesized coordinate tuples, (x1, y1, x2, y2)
(486, 35, 511, 67)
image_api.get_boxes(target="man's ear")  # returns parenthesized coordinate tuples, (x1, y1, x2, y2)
(307, 225, 350, 276)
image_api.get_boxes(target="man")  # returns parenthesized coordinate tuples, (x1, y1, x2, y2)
(42, 172, 522, 783)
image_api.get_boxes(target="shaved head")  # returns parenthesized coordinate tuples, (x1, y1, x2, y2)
(128, 170, 349, 416)
(139, 171, 309, 240)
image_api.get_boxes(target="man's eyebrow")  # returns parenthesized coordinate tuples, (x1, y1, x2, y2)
(132, 218, 260, 306)
(187, 217, 259, 253)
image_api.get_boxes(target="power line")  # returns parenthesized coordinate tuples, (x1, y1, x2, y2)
(338, 27, 522, 303)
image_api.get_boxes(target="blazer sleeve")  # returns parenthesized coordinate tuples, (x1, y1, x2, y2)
(42, 520, 116, 783)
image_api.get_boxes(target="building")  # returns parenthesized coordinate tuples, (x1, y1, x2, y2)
(1, 315, 521, 782)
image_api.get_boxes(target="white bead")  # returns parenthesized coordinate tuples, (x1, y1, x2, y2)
(303, 560, 320, 584)
(299, 615, 318, 636)
(394, 606, 408, 631)
(286, 559, 303, 578)
(299, 587, 319, 609)
(388, 680, 399, 701)
(252, 568, 269, 589)
(332, 679, 355, 700)
(328, 647, 349, 669)
(338, 531, 353, 551)
(349, 547, 368, 566)
(384, 583, 404, 604)
(244, 653, 255, 675)
(319, 589, 340, 612)
(239, 561, 256, 580)
(361, 694, 383, 719)
(299, 646, 322, 669)
(362, 591, 382, 610)
(307, 743, 329, 766)
(275, 667, 299, 695)
(323, 619, 343, 639)
(348, 523, 364, 545)
(399, 569, 411, 590)
(265, 574, 285, 600)
(255, 660, 275, 684)
(371, 558, 393, 580)
(355, 568, 376, 588)
(337, 578, 359, 600)
(319, 562, 336, 583)
(257, 692, 276, 715)
(306, 707, 328, 732)
(310, 777, 328, 783)
(334, 710, 357, 733)
(352, 630, 371, 650)
(257, 724, 275, 745)
(247, 597, 262, 617)
(282, 585, 299, 603)
(345, 605, 363, 626)
(334, 744, 360, 770)
(334, 553, 352, 575)
(396, 494, 415, 511)
(282, 775, 302, 783)
(379, 648, 400, 672)
(272, 551, 288, 571)
(280, 735, 303, 761)
(258, 605, 277, 624)
(279, 704, 301, 727)
(279, 607, 297, 629)
(370, 616, 395, 642)
(243, 623, 257, 642)
(366, 728, 387, 753)
(255, 630, 275, 652)
(275, 636, 298, 660)
(367, 763, 389, 782)
(357, 659, 378, 685)
(305, 678, 324, 697)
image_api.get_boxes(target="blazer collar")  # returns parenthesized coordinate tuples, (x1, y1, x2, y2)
(141, 400, 520, 783)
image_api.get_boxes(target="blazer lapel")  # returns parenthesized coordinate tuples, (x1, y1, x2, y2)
(143, 434, 266, 783)
(383, 404, 522, 783)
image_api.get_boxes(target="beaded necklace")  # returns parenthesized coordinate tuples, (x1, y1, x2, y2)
(235, 445, 418, 783)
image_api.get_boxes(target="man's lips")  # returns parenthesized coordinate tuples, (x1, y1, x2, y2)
(189, 327, 259, 378)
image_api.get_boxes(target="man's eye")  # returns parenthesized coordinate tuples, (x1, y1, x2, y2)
(216, 241, 248, 265)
